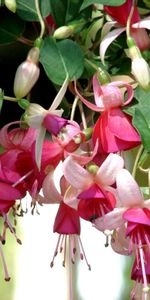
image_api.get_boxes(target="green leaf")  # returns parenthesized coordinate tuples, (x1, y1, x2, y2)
(133, 108, 150, 152)
(40, 37, 84, 85)
(80, 0, 126, 10)
(0, 12, 25, 45)
(16, 0, 51, 21)
(50, 0, 84, 26)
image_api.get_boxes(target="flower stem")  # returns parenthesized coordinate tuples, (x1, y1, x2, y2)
(132, 145, 143, 178)
(126, 0, 136, 39)
(78, 101, 87, 129)
(35, 0, 45, 39)
(70, 96, 79, 121)
(3, 95, 17, 102)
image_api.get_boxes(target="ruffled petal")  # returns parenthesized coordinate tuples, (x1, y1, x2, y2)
(100, 28, 125, 64)
(62, 156, 93, 190)
(116, 169, 144, 207)
(96, 153, 124, 186)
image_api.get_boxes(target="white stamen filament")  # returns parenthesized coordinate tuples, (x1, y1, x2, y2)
(0, 241, 10, 281)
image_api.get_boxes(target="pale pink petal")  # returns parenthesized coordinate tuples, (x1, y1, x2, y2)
(111, 225, 130, 256)
(35, 126, 46, 170)
(62, 156, 93, 190)
(108, 81, 134, 106)
(132, 17, 150, 30)
(96, 153, 124, 186)
(100, 27, 125, 64)
(42, 171, 62, 204)
(116, 169, 144, 207)
(64, 185, 80, 209)
(101, 21, 118, 40)
(74, 81, 102, 112)
(143, 199, 150, 209)
(93, 75, 105, 108)
(94, 207, 126, 232)
(49, 76, 69, 111)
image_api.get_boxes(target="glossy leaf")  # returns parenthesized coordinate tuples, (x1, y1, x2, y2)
(0, 12, 25, 44)
(80, 0, 126, 10)
(40, 37, 84, 85)
(50, 0, 85, 26)
(16, 0, 51, 21)
(133, 108, 150, 152)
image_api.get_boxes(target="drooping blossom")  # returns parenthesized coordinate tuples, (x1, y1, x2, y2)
(40, 167, 90, 269)
(100, 0, 150, 63)
(25, 76, 69, 169)
(62, 153, 124, 221)
(95, 169, 150, 297)
(75, 76, 141, 153)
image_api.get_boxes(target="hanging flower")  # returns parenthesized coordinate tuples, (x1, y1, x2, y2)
(100, 0, 150, 63)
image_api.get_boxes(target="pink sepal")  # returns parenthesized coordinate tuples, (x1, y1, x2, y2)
(42, 170, 62, 204)
(94, 207, 126, 231)
(123, 207, 150, 226)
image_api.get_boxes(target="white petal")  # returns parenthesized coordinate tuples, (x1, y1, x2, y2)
(116, 169, 144, 207)
(101, 21, 118, 40)
(35, 126, 46, 170)
(62, 156, 93, 190)
(100, 27, 125, 64)
(144, 199, 150, 209)
(132, 17, 150, 30)
(96, 153, 124, 186)
(49, 76, 69, 111)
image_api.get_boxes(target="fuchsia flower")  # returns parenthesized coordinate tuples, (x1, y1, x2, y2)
(62, 153, 124, 221)
(95, 169, 150, 297)
(25, 76, 69, 169)
(100, 0, 150, 63)
(75, 76, 141, 153)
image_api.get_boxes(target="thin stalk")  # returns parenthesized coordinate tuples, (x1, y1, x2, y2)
(35, 0, 45, 39)
(78, 102, 87, 129)
(3, 96, 17, 102)
(70, 96, 79, 121)
(126, 0, 136, 39)
(132, 145, 143, 178)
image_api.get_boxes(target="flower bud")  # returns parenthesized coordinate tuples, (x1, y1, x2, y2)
(53, 25, 74, 39)
(127, 37, 150, 90)
(13, 47, 40, 99)
(97, 68, 111, 85)
(5, 0, 16, 13)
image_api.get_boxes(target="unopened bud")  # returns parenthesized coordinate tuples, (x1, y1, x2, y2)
(127, 37, 150, 90)
(53, 25, 74, 39)
(83, 128, 93, 141)
(97, 68, 111, 85)
(14, 47, 40, 99)
(5, 0, 16, 13)
(87, 163, 99, 175)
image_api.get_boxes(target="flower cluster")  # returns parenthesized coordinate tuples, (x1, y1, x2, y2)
(1, 0, 150, 299)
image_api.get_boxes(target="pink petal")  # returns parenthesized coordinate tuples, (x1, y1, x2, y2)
(96, 153, 124, 186)
(132, 18, 150, 30)
(100, 28, 125, 64)
(107, 108, 141, 142)
(53, 202, 80, 234)
(123, 207, 150, 226)
(74, 81, 102, 112)
(94, 208, 126, 232)
(111, 225, 130, 256)
(42, 170, 62, 204)
(116, 169, 144, 207)
(107, 81, 134, 106)
(43, 114, 67, 135)
(144, 199, 150, 209)
(0, 182, 22, 200)
(92, 75, 105, 108)
(62, 156, 93, 190)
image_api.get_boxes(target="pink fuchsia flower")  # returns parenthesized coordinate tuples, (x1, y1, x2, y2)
(62, 153, 124, 221)
(25, 76, 69, 169)
(100, 0, 150, 63)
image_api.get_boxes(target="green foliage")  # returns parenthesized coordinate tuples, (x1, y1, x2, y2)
(0, 12, 25, 45)
(40, 37, 84, 84)
(80, 0, 126, 10)
(133, 109, 150, 152)
(16, 0, 51, 21)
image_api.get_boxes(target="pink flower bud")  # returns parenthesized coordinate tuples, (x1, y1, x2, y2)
(13, 47, 40, 99)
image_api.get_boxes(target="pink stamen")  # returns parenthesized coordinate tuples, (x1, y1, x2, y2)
(12, 170, 33, 188)
(78, 237, 91, 270)
(50, 234, 62, 267)
(62, 236, 67, 267)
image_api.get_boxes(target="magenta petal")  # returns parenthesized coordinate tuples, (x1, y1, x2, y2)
(53, 202, 80, 234)
(43, 114, 67, 135)
(123, 208, 150, 226)
(78, 184, 104, 200)
(0, 182, 21, 200)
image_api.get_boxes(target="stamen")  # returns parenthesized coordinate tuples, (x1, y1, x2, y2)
(60, 235, 65, 252)
(62, 236, 67, 267)
(0, 242, 10, 281)
(12, 170, 33, 188)
(4, 217, 22, 245)
(50, 234, 62, 268)
(139, 244, 149, 292)
(78, 236, 91, 270)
